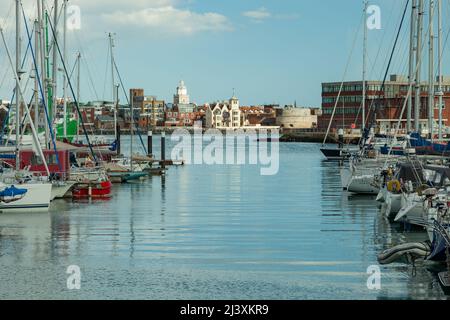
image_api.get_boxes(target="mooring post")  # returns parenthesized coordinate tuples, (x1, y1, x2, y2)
(161, 131, 166, 170)
(148, 130, 153, 158)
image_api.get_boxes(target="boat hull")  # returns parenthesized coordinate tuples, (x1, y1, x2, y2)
(320, 148, 351, 161)
(72, 181, 112, 199)
(347, 175, 379, 195)
(0, 183, 52, 213)
(51, 182, 76, 201)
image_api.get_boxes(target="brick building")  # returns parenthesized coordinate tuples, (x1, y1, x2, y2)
(319, 74, 450, 134)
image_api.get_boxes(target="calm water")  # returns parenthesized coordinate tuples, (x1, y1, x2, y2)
(0, 138, 449, 300)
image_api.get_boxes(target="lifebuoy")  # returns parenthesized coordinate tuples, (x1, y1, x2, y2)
(387, 180, 401, 193)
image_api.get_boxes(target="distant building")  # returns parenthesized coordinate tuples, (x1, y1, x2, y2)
(319, 74, 450, 133)
(174, 80, 190, 105)
(205, 95, 242, 128)
(276, 106, 318, 129)
(164, 110, 204, 127)
(173, 80, 196, 114)
(139, 96, 166, 128)
(129, 89, 167, 128)
(241, 106, 277, 127)
(95, 115, 116, 131)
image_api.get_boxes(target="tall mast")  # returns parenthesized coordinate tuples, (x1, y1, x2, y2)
(115, 84, 119, 141)
(76, 52, 81, 141)
(34, 19, 40, 132)
(52, 0, 58, 142)
(362, 1, 368, 132)
(428, 0, 435, 140)
(63, 0, 68, 137)
(437, 0, 443, 140)
(130, 93, 134, 172)
(415, 0, 423, 132)
(408, 0, 417, 132)
(109, 33, 117, 138)
(38, 0, 49, 146)
(15, 0, 21, 170)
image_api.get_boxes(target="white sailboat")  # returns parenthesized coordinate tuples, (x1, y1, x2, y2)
(0, 0, 52, 213)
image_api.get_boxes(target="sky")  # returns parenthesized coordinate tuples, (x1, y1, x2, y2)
(0, 0, 448, 107)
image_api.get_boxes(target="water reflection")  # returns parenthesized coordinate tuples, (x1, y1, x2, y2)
(0, 142, 449, 299)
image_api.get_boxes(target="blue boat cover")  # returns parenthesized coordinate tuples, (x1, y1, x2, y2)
(0, 186, 28, 197)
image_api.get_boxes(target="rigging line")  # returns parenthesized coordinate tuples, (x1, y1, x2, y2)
(368, 0, 398, 77)
(46, 11, 98, 164)
(384, 0, 435, 166)
(322, 9, 365, 146)
(74, 32, 99, 100)
(368, 0, 410, 132)
(68, 57, 77, 84)
(81, 54, 99, 101)
(43, 2, 63, 55)
(113, 58, 147, 155)
(353, 2, 411, 149)
(0, 23, 35, 145)
(0, 2, 16, 89)
(21, 2, 62, 171)
(359, 0, 410, 152)
(348, 1, 402, 149)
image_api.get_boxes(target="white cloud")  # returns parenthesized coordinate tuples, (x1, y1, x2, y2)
(0, 0, 230, 38)
(101, 6, 232, 35)
(243, 7, 271, 21)
(71, 0, 175, 12)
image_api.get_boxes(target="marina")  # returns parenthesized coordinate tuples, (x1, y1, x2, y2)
(1, 0, 450, 303)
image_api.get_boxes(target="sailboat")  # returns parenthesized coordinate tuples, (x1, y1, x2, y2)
(102, 33, 148, 183)
(0, 0, 52, 212)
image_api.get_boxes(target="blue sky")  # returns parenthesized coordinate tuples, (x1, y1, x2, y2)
(0, 0, 446, 107)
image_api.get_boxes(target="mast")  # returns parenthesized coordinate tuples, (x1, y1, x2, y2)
(437, 0, 443, 140)
(428, 0, 435, 140)
(34, 19, 40, 132)
(115, 84, 119, 141)
(76, 52, 81, 141)
(15, 0, 21, 170)
(52, 0, 58, 143)
(408, 0, 417, 132)
(63, 0, 68, 137)
(362, 1, 368, 132)
(38, 0, 49, 146)
(415, 0, 423, 132)
(109, 33, 117, 138)
(130, 93, 134, 172)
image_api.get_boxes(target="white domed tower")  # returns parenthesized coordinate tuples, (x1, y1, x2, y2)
(174, 80, 190, 105)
